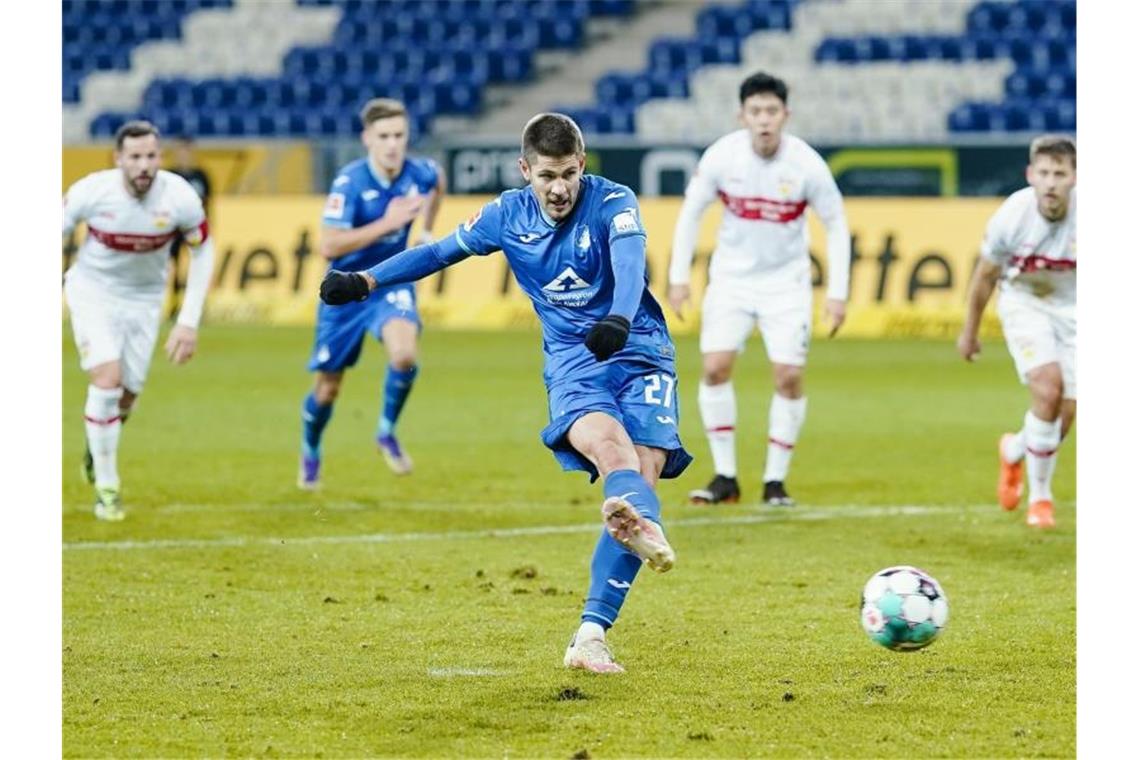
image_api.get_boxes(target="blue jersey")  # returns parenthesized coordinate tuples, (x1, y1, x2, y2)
(454, 174, 670, 379)
(321, 156, 440, 272)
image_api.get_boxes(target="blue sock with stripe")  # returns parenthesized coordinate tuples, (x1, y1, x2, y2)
(378, 364, 419, 437)
(301, 392, 333, 458)
(581, 469, 664, 629)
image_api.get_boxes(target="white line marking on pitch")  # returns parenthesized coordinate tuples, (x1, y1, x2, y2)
(426, 667, 508, 678)
(63, 504, 990, 553)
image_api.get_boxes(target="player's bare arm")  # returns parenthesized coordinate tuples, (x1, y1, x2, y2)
(957, 258, 1002, 361)
(318, 195, 426, 260)
(417, 167, 447, 242)
(824, 298, 846, 338)
(667, 283, 690, 318)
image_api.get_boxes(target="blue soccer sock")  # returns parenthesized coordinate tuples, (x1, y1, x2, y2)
(301, 392, 334, 459)
(581, 469, 665, 629)
(377, 364, 418, 437)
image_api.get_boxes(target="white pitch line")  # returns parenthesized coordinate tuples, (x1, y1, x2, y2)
(63, 504, 989, 553)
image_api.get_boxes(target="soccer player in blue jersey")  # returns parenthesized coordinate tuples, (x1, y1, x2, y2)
(299, 98, 446, 488)
(320, 113, 693, 673)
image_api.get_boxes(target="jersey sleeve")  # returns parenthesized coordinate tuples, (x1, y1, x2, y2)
(453, 196, 504, 256)
(420, 158, 441, 193)
(176, 180, 209, 245)
(602, 185, 647, 244)
(321, 173, 358, 229)
(980, 198, 1016, 265)
(62, 175, 95, 236)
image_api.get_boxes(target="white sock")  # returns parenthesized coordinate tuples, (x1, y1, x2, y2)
(698, 381, 737, 477)
(1002, 429, 1026, 463)
(85, 385, 123, 490)
(1023, 410, 1061, 503)
(763, 394, 807, 483)
(577, 621, 606, 642)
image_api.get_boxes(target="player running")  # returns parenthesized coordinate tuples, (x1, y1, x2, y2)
(668, 71, 851, 507)
(320, 113, 692, 673)
(958, 135, 1076, 529)
(300, 98, 445, 488)
(63, 120, 214, 521)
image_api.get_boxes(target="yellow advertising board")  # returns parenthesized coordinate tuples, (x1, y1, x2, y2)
(63, 143, 314, 195)
(83, 195, 1005, 338)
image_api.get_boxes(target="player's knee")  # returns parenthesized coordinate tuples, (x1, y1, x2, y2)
(314, 377, 342, 404)
(89, 362, 122, 390)
(1029, 370, 1063, 415)
(774, 367, 803, 397)
(593, 438, 639, 475)
(389, 352, 417, 372)
(702, 362, 733, 385)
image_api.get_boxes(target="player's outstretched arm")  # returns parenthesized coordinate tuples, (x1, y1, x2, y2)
(957, 258, 1002, 361)
(168, 233, 215, 364)
(320, 234, 470, 306)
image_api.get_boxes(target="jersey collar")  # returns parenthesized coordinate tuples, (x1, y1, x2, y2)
(367, 158, 404, 189)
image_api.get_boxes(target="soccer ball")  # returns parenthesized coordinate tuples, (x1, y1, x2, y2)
(860, 565, 949, 651)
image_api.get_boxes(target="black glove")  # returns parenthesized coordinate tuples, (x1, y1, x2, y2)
(584, 315, 631, 362)
(320, 271, 370, 305)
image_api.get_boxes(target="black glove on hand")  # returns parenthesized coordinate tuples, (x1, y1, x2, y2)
(320, 271, 370, 305)
(584, 315, 631, 362)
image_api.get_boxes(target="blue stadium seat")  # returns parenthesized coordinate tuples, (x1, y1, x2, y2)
(1005, 70, 1046, 99)
(966, 1, 1011, 34)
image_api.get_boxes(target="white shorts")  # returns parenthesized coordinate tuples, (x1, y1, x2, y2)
(64, 276, 163, 393)
(997, 294, 1076, 399)
(700, 280, 812, 366)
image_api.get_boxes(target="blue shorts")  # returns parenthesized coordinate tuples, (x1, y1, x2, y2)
(307, 285, 421, 372)
(540, 346, 693, 483)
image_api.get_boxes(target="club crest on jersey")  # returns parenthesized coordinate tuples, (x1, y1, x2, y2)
(361, 189, 380, 201)
(577, 226, 591, 250)
(541, 266, 598, 307)
(152, 213, 171, 229)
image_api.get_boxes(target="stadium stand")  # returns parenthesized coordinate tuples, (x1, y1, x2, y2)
(62, 0, 1073, 143)
(581, 0, 1073, 141)
(67, 0, 636, 140)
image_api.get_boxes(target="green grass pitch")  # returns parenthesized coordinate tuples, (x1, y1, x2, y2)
(63, 326, 1075, 758)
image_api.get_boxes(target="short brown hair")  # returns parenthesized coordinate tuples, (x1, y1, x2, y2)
(520, 113, 585, 162)
(360, 98, 408, 127)
(114, 120, 159, 150)
(1029, 134, 1076, 168)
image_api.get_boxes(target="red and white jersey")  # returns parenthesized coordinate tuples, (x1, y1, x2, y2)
(670, 130, 850, 300)
(981, 186, 1076, 314)
(63, 169, 208, 300)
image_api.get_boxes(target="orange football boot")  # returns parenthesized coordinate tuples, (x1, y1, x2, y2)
(998, 433, 1024, 511)
(1027, 499, 1056, 529)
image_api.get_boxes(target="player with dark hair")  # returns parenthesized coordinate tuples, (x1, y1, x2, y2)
(321, 112, 692, 673)
(668, 70, 851, 508)
(299, 98, 446, 488)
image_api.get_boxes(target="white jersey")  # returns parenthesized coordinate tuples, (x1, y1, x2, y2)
(981, 186, 1076, 316)
(670, 130, 850, 300)
(63, 169, 207, 301)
